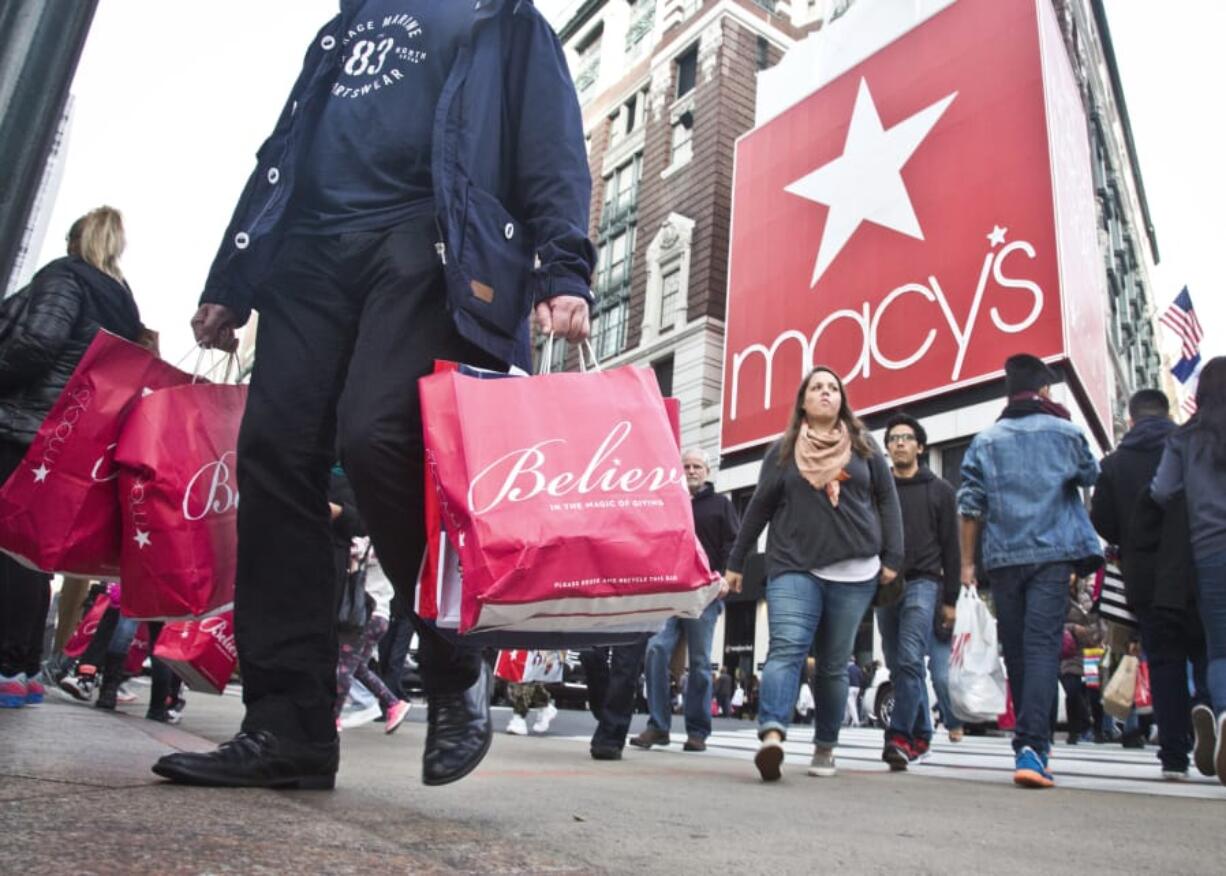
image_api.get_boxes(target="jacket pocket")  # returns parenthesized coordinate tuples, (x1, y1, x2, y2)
(457, 183, 533, 336)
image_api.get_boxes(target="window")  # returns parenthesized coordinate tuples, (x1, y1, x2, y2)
(659, 269, 681, 330)
(676, 45, 697, 97)
(624, 94, 638, 136)
(671, 113, 693, 166)
(756, 36, 770, 71)
(574, 27, 603, 101)
(602, 155, 641, 224)
(652, 355, 674, 398)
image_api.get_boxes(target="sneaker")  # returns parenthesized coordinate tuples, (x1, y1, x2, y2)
(146, 708, 173, 723)
(115, 682, 139, 705)
(947, 727, 964, 743)
(532, 702, 558, 734)
(58, 670, 95, 702)
(0, 674, 27, 709)
(24, 675, 46, 706)
(1161, 768, 1189, 782)
(506, 714, 529, 736)
(1191, 704, 1216, 777)
(338, 700, 381, 729)
(629, 727, 671, 749)
(1216, 713, 1226, 787)
(385, 700, 410, 735)
(807, 746, 837, 778)
(910, 737, 931, 762)
(754, 737, 785, 781)
(1013, 746, 1055, 788)
(882, 735, 912, 771)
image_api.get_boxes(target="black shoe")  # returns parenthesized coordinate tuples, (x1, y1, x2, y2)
(629, 727, 671, 749)
(590, 745, 623, 761)
(94, 653, 125, 711)
(422, 663, 493, 787)
(1120, 732, 1146, 750)
(151, 730, 338, 789)
(146, 708, 172, 723)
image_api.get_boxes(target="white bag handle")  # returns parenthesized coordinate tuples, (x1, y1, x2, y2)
(539, 334, 601, 375)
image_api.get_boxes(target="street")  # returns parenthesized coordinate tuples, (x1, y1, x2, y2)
(4, 685, 1223, 875)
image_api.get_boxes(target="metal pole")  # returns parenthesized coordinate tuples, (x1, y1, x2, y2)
(0, 0, 99, 294)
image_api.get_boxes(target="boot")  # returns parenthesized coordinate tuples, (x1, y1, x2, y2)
(95, 652, 126, 711)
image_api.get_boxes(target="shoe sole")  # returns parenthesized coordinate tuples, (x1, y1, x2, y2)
(150, 763, 336, 790)
(883, 746, 909, 771)
(683, 745, 707, 752)
(0, 695, 25, 708)
(1216, 715, 1226, 786)
(755, 742, 784, 781)
(1192, 705, 1216, 777)
(590, 749, 622, 761)
(629, 737, 670, 749)
(1013, 768, 1054, 789)
(422, 727, 494, 787)
(385, 710, 409, 735)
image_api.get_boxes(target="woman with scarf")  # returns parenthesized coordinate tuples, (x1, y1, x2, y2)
(0, 207, 153, 709)
(724, 366, 903, 781)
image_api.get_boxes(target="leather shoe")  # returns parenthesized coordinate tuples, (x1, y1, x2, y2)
(683, 735, 707, 752)
(422, 662, 493, 786)
(590, 745, 623, 760)
(629, 727, 671, 749)
(151, 730, 337, 789)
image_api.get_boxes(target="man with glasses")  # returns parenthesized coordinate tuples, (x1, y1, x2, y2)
(877, 414, 960, 769)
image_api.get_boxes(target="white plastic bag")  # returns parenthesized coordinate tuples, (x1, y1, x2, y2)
(948, 587, 1008, 723)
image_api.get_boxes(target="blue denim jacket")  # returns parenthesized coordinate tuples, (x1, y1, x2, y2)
(957, 414, 1102, 571)
(200, 0, 594, 371)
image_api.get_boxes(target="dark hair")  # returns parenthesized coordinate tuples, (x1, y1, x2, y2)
(1127, 388, 1169, 421)
(884, 412, 927, 449)
(778, 365, 873, 465)
(1004, 353, 1056, 396)
(1193, 356, 1226, 465)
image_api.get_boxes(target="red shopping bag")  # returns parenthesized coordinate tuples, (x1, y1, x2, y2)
(1134, 659, 1153, 715)
(494, 650, 563, 684)
(153, 610, 238, 694)
(0, 331, 190, 575)
(114, 383, 247, 620)
(62, 593, 112, 659)
(124, 622, 151, 675)
(420, 365, 720, 634)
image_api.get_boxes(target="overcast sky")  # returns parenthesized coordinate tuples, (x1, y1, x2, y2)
(34, 0, 1221, 368)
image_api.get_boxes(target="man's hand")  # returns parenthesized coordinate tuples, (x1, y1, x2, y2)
(880, 566, 898, 586)
(724, 571, 743, 595)
(191, 304, 239, 352)
(717, 579, 730, 599)
(534, 296, 590, 343)
(961, 562, 978, 589)
(941, 604, 957, 627)
(329, 502, 343, 521)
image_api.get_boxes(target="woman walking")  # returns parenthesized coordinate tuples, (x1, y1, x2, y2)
(724, 366, 903, 780)
(1151, 356, 1226, 782)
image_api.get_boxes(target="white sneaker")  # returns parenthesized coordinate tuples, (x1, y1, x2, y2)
(532, 702, 558, 734)
(807, 747, 837, 778)
(115, 682, 139, 705)
(507, 714, 529, 735)
(339, 700, 381, 729)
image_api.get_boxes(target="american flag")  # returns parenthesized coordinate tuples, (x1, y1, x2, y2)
(1160, 287, 1203, 382)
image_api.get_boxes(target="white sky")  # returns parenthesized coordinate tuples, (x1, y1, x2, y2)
(35, 0, 1221, 366)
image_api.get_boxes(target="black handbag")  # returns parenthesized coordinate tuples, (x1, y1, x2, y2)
(337, 544, 372, 634)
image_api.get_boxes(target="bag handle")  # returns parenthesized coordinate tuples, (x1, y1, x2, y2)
(539, 333, 600, 375)
(189, 347, 242, 385)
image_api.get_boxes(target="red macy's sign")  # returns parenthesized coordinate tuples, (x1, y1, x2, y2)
(721, 0, 1111, 452)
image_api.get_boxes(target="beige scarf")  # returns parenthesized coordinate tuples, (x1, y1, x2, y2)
(794, 421, 852, 507)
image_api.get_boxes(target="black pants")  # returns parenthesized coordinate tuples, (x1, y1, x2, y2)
(1138, 604, 1209, 771)
(1060, 673, 1091, 738)
(0, 442, 51, 678)
(580, 638, 648, 750)
(236, 218, 503, 745)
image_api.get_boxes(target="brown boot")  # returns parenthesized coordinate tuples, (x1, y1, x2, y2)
(683, 735, 707, 752)
(629, 727, 671, 748)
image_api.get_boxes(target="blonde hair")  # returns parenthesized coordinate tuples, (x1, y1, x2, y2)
(67, 206, 125, 282)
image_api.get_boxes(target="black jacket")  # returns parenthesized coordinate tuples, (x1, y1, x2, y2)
(0, 257, 144, 446)
(691, 482, 740, 575)
(1130, 490, 1195, 613)
(893, 467, 961, 607)
(1090, 416, 1176, 607)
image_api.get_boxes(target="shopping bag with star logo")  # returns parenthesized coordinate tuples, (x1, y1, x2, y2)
(113, 380, 247, 620)
(0, 330, 191, 575)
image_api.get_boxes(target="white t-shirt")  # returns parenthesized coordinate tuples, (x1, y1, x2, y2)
(811, 555, 881, 583)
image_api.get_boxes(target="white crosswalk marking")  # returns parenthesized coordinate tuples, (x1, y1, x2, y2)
(560, 726, 1226, 800)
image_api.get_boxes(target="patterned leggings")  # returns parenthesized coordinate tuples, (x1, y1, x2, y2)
(509, 682, 552, 718)
(335, 614, 396, 719)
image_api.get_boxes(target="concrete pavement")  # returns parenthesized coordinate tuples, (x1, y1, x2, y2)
(3, 687, 1224, 875)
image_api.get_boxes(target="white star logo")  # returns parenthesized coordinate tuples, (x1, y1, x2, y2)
(134, 530, 152, 549)
(32, 464, 49, 483)
(987, 225, 1008, 247)
(785, 78, 957, 287)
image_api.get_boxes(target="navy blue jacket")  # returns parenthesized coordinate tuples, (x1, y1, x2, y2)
(200, 0, 595, 370)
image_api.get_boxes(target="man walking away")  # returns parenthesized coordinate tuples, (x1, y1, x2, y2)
(879, 414, 960, 769)
(958, 355, 1102, 788)
(1091, 389, 1209, 780)
(632, 449, 739, 753)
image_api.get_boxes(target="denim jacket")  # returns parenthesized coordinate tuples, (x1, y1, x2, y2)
(199, 0, 595, 371)
(957, 414, 1102, 572)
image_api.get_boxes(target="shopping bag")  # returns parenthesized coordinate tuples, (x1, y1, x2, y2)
(495, 650, 564, 684)
(114, 382, 247, 620)
(947, 586, 1008, 722)
(62, 593, 112, 659)
(124, 622, 151, 675)
(1132, 658, 1153, 715)
(153, 611, 238, 694)
(0, 331, 191, 575)
(1103, 653, 1139, 720)
(1094, 563, 1138, 630)
(419, 364, 720, 635)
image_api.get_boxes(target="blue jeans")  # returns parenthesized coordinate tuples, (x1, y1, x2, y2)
(928, 629, 962, 732)
(645, 599, 722, 739)
(1196, 550, 1226, 716)
(758, 572, 876, 747)
(990, 562, 1073, 755)
(877, 578, 939, 743)
(107, 616, 142, 656)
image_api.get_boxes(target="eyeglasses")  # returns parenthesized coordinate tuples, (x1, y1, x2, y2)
(886, 434, 917, 445)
